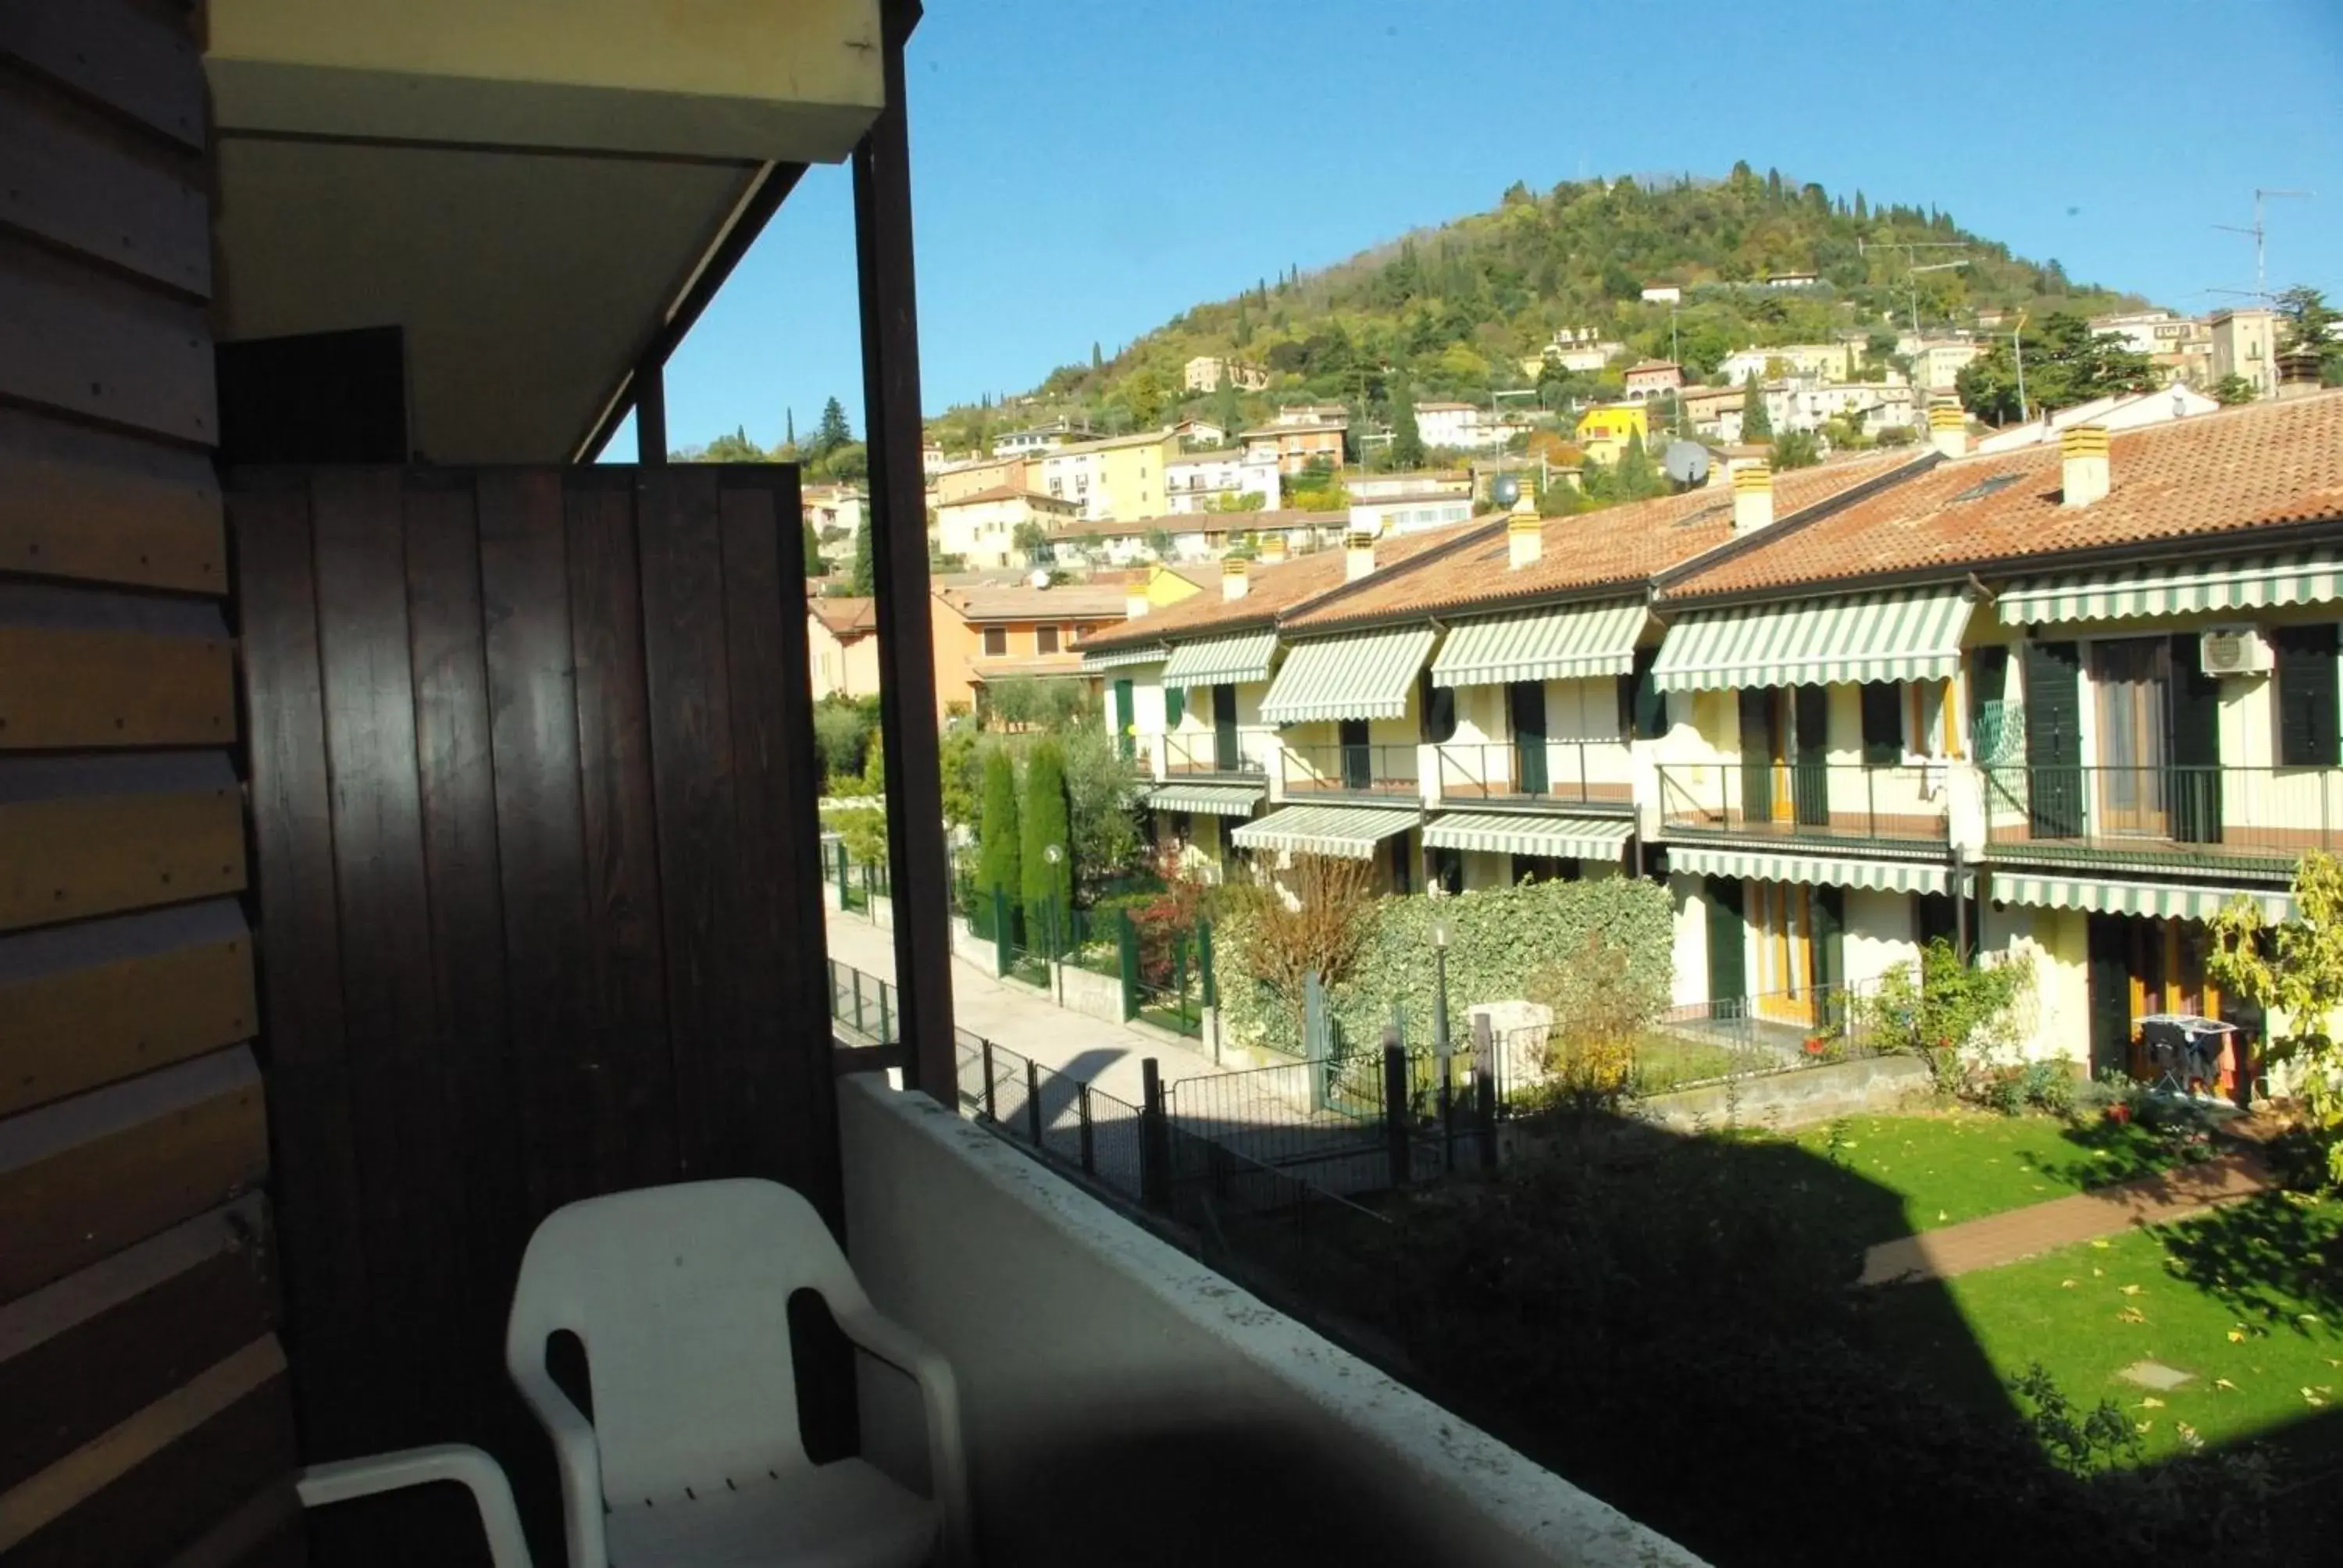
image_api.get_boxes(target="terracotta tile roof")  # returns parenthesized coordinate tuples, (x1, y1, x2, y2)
(971, 654, 1087, 679)
(1283, 454, 1920, 632)
(937, 584, 1129, 622)
(1075, 517, 1500, 651)
(1049, 508, 1345, 540)
(1664, 393, 2343, 602)
(936, 485, 1072, 508)
(808, 595, 876, 634)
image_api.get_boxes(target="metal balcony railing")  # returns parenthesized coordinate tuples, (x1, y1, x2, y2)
(1657, 761, 1950, 843)
(1981, 763, 2341, 864)
(1163, 731, 1266, 778)
(1434, 741, 1634, 807)
(1280, 742, 1421, 799)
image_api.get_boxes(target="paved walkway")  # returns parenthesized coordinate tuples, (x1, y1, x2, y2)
(1858, 1151, 2274, 1287)
(823, 910, 1231, 1107)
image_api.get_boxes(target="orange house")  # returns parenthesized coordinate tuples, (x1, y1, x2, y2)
(929, 584, 1129, 719)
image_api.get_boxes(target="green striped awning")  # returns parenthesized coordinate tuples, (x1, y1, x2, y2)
(1653, 587, 1974, 692)
(1666, 844, 1954, 896)
(1081, 643, 1166, 670)
(1230, 804, 1416, 860)
(1424, 812, 1635, 860)
(1430, 599, 1647, 689)
(1162, 629, 1280, 688)
(1147, 782, 1265, 817)
(1260, 626, 1437, 724)
(1998, 549, 2343, 625)
(1992, 872, 2292, 924)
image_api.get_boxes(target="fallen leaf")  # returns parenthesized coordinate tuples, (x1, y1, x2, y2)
(2118, 1307, 2148, 1324)
(2229, 1330, 2247, 1343)
(2303, 1388, 2327, 1408)
(1937, 1210, 1949, 1221)
(2090, 1238, 2112, 1249)
(2059, 1278, 2078, 1289)
(2120, 1284, 2145, 1296)
(2093, 1267, 2106, 1278)
(2301, 1313, 2323, 1324)
(2139, 1396, 2165, 1409)
(2215, 1378, 2239, 1392)
(2134, 1420, 2154, 1434)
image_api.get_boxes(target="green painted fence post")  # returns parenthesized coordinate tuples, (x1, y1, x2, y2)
(1117, 910, 1141, 1022)
(877, 980, 891, 1045)
(834, 839, 850, 903)
(1197, 918, 1216, 1010)
(992, 888, 1012, 977)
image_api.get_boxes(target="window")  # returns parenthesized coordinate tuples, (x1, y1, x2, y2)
(982, 626, 1007, 657)
(1165, 685, 1186, 727)
(1859, 682, 1903, 764)
(1419, 671, 1457, 743)
(1036, 625, 1059, 654)
(2274, 624, 2341, 767)
(1904, 679, 1955, 759)
(1048, 478, 1062, 497)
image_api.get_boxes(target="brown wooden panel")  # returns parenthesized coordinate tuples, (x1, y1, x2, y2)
(565, 473, 676, 1188)
(161, 1481, 306, 1568)
(0, 901, 254, 1117)
(1, 1345, 298, 1568)
(0, 404, 223, 592)
(229, 477, 373, 1452)
(0, 0, 205, 151)
(0, 625, 232, 748)
(0, 1046, 267, 1303)
(0, 1195, 276, 1494)
(0, 233, 215, 444)
(0, 83, 208, 294)
(0, 773, 244, 932)
(477, 469, 605, 1213)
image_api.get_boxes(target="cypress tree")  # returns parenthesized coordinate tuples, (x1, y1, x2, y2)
(1741, 372, 1772, 440)
(977, 747, 1021, 912)
(1018, 739, 1071, 948)
(850, 517, 875, 595)
(1390, 378, 1425, 469)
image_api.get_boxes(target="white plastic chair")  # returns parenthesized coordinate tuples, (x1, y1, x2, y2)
(297, 1443, 533, 1566)
(506, 1178, 969, 1568)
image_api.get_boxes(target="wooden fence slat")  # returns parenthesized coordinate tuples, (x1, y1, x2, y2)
(0, 86, 208, 294)
(0, 0, 206, 151)
(0, 405, 223, 593)
(0, 234, 214, 444)
(0, 782, 243, 932)
(0, 1046, 267, 1303)
(564, 474, 676, 1188)
(0, 1195, 276, 1494)
(0, 625, 233, 748)
(637, 468, 740, 1180)
(0, 901, 253, 1117)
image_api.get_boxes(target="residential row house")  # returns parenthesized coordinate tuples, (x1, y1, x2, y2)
(1414, 403, 1531, 452)
(1163, 446, 1282, 512)
(933, 484, 1082, 569)
(930, 583, 1130, 720)
(808, 595, 883, 701)
(1242, 407, 1350, 475)
(1047, 509, 1349, 570)
(1036, 429, 1179, 522)
(1073, 393, 2343, 1090)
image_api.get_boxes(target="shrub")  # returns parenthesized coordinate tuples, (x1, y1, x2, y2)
(1852, 939, 2033, 1099)
(1018, 739, 1071, 946)
(2020, 1060, 2076, 1117)
(975, 749, 1020, 910)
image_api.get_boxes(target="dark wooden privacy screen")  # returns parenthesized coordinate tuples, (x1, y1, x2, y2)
(0, 4, 300, 1564)
(233, 462, 838, 1559)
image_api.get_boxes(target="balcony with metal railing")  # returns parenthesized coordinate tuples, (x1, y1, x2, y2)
(1981, 764, 2343, 872)
(1657, 761, 1951, 845)
(1278, 741, 1422, 800)
(1162, 729, 1270, 780)
(1433, 740, 1635, 811)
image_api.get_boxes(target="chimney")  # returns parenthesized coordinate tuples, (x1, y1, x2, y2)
(1928, 401, 1967, 460)
(1125, 590, 1150, 621)
(2059, 422, 2109, 508)
(1507, 513, 1543, 569)
(1260, 533, 1289, 565)
(1221, 558, 1250, 601)
(1731, 461, 1774, 535)
(1345, 527, 1376, 582)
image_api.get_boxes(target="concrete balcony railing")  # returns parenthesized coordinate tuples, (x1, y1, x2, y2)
(838, 1074, 1703, 1567)
(1162, 731, 1271, 780)
(1981, 764, 2343, 868)
(1434, 741, 1635, 811)
(1279, 742, 1421, 801)
(1657, 762, 1951, 845)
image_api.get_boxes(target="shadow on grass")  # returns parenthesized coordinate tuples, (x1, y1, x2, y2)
(2012, 1112, 2194, 1189)
(2154, 1190, 2343, 1335)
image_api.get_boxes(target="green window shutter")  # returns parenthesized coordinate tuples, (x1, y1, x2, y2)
(1419, 669, 1456, 743)
(1792, 684, 1829, 827)
(1968, 643, 2010, 736)
(1114, 679, 1136, 761)
(2167, 633, 2222, 843)
(1704, 875, 1746, 1004)
(1859, 682, 1902, 764)
(1812, 884, 1845, 996)
(1213, 682, 1239, 770)
(2022, 640, 2084, 838)
(2273, 623, 2339, 768)
(1165, 684, 1186, 727)
(1632, 646, 1667, 739)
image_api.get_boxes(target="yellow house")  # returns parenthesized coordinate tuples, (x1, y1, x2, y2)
(1144, 562, 1212, 610)
(1095, 430, 1177, 522)
(1574, 403, 1649, 465)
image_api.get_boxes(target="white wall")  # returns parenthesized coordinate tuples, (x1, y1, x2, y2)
(1984, 901, 2091, 1067)
(1842, 888, 1917, 989)
(1668, 872, 1709, 1007)
(836, 1076, 1703, 1568)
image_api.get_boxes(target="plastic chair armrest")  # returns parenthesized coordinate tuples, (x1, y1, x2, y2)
(833, 1300, 973, 1566)
(510, 1362, 609, 1568)
(297, 1443, 532, 1568)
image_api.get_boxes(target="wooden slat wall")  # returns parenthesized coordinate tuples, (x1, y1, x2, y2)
(234, 464, 836, 1561)
(0, 5, 300, 1565)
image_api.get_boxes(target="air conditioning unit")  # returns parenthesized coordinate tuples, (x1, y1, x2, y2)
(2200, 625, 2273, 676)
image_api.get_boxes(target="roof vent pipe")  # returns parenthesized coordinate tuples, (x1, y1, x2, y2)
(2060, 423, 2109, 508)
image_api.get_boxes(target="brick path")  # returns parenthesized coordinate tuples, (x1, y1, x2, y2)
(1858, 1152, 2273, 1287)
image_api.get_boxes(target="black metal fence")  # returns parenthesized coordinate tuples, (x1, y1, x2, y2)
(953, 1028, 1147, 1202)
(829, 958, 897, 1043)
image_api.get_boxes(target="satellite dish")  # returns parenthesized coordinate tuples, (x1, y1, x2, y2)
(1029, 568, 1051, 589)
(1489, 473, 1522, 509)
(1664, 440, 1712, 486)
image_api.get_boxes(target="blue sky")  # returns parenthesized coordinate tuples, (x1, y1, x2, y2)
(643, 0, 2343, 454)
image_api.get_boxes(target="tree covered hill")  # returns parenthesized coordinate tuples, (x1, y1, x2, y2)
(933, 165, 2152, 447)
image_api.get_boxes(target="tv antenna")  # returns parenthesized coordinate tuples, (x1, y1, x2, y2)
(2213, 187, 2313, 301)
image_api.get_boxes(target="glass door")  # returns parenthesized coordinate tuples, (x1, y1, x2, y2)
(2091, 639, 2168, 836)
(1751, 881, 1817, 1025)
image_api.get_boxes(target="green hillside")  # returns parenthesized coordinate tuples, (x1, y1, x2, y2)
(933, 166, 2150, 447)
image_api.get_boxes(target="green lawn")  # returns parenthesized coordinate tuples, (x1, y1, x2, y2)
(1787, 1110, 2190, 1247)
(1864, 1192, 2343, 1463)
(1627, 1033, 1744, 1092)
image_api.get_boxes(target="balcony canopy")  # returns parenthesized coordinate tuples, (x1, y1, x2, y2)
(1653, 587, 1973, 693)
(1429, 599, 1646, 689)
(1161, 630, 1280, 689)
(1992, 871, 2293, 924)
(1261, 627, 1436, 724)
(1996, 547, 2343, 625)
(1423, 812, 1634, 861)
(1231, 804, 1416, 860)
(1080, 643, 1167, 671)
(1667, 844, 1956, 897)
(1147, 782, 1265, 817)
